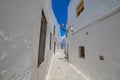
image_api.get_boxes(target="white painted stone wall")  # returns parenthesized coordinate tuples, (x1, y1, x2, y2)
(68, 0, 120, 30)
(0, 0, 59, 80)
(67, 0, 120, 80)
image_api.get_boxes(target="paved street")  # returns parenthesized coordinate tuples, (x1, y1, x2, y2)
(45, 49, 87, 80)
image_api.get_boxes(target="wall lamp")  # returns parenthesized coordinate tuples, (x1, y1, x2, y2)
(61, 23, 74, 32)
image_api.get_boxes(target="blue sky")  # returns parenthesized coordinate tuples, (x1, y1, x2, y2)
(52, 0, 70, 37)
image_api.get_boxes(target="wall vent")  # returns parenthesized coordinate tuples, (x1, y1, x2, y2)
(99, 55, 104, 61)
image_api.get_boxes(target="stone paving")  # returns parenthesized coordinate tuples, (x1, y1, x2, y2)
(45, 49, 87, 80)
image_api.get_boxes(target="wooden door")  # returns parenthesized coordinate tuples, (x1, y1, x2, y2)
(54, 42, 56, 53)
(38, 10, 47, 67)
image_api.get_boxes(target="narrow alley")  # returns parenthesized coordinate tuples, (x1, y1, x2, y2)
(0, 0, 120, 80)
(46, 49, 87, 80)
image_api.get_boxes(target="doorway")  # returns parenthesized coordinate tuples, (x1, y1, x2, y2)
(38, 10, 47, 67)
(54, 42, 56, 53)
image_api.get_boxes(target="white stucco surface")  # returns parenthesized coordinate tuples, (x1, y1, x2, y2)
(0, 0, 60, 80)
(67, 0, 120, 80)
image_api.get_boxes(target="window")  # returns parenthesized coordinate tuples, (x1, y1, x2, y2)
(49, 32, 52, 50)
(37, 10, 47, 67)
(79, 46, 85, 58)
(76, 0, 84, 17)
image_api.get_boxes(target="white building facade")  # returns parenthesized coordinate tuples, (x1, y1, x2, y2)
(67, 0, 120, 80)
(0, 0, 60, 80)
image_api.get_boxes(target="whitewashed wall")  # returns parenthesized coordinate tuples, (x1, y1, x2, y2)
(0, 0, 59, 80)
(67, 0, 120, 80)
(68, 0, 120, 30)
